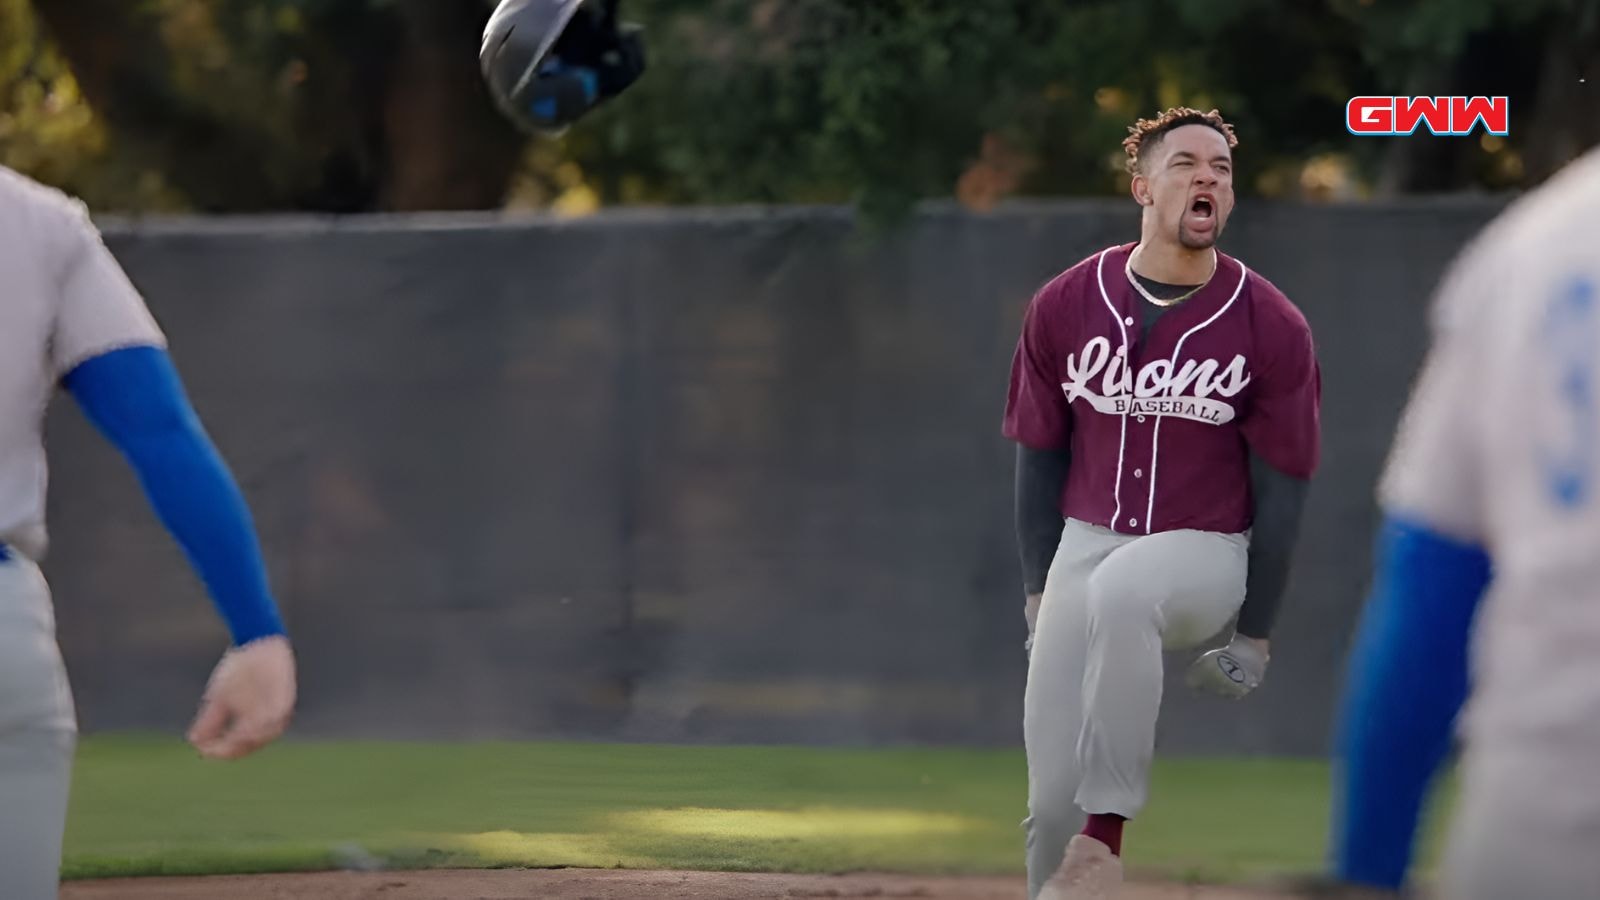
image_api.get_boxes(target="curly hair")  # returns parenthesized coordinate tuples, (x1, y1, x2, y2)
(1122, 107, 1238, 175)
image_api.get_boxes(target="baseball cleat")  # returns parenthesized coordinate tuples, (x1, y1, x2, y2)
(1039, 834, 1123, 899)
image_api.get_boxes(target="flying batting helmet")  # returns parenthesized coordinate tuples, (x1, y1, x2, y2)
(480, 0, 646, 134)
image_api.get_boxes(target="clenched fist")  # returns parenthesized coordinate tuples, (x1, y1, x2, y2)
(187, 635, 297, 760)
(1186, 634, 1269, 700)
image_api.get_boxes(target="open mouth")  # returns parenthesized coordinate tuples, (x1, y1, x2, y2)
(1190, 196, 1215, 218)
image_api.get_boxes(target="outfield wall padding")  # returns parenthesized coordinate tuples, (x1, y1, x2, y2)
(40, 198, 1504, 754)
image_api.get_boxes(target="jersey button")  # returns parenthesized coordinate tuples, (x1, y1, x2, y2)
(1134, 468, 1143, 478)
(1136, 415, 1146, 423)
(1129, 518, 1139, 528)
(1124, 316, 1134, 326)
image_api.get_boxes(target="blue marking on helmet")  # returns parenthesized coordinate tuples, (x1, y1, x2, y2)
(532, 96, 558, 120)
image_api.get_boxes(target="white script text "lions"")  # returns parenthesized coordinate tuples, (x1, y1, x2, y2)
(1060, 337, 1251, 425)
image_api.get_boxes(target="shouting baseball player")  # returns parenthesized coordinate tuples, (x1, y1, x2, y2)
(1002, 108, 1322, 899)
(1318, 145, 1600, 900)
(0, 167, 296, 899)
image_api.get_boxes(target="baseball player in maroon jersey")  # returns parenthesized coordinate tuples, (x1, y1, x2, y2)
(1002, 108, 1322, 899)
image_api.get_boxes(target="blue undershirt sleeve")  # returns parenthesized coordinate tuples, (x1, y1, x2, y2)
(61, 345, 286, 646)
(1328, 514, 1491, 889)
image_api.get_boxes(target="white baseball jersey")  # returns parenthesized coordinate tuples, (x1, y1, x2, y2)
(1380, 146, 1600, 749)
(0, 167, 166, 561)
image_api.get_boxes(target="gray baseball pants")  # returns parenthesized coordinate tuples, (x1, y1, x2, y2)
(0, 551, 78, 900)
(1023, 518, 1248, 899)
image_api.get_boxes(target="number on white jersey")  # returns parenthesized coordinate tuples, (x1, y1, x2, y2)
(1538, 275, 1597, 510)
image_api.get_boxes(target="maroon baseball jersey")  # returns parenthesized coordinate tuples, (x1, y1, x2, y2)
(1003, 242, 1321, 536)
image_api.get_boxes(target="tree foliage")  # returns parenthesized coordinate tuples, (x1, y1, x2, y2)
(17, 0, 521, 212)
(1, 0, 1594, 219)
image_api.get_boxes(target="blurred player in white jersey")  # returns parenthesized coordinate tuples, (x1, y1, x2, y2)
(1320, 145, 1600, 899)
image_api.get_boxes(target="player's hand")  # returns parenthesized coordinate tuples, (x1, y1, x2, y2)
(1186, 633, 1269, 699)
(187, 635, 297, 760)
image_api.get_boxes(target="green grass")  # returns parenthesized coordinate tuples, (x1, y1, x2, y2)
(62, 735, 1457, 884)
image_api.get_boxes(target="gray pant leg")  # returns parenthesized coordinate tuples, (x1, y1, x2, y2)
(1023, 520, 1126, 899)
(0, 556, 79, 900)
(1075, 528, 1246, 817)
(0, 728, 76, 900)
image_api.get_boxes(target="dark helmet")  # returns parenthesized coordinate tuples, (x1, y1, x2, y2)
(480, 0, 646, 134)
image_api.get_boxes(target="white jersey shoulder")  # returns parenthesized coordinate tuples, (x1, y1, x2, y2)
(0, 165, 113, 261)
(1380, 147, 1600, 552)
(0, 166, 165, 560)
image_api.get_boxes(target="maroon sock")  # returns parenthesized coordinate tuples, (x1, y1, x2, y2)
(1081, 813, 1126, 856)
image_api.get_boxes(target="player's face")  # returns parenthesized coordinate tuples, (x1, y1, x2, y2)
(1133, 124, 1235, 250)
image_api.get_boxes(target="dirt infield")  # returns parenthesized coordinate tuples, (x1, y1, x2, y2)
(60, 868, 1304, 899)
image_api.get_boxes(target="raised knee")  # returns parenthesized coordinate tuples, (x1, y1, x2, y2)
(1085, 567, 1159, 630)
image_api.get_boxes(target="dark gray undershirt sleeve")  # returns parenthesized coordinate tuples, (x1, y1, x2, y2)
(1016, 444, 1071, 595)
(1236, 454, 1309, 639)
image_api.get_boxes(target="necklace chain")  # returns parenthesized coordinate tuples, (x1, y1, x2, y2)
(1125, 247, 1216, 307)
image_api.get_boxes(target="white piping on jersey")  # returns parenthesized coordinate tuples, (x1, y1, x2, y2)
(1093, 246, 1132, 531)
(1143, 260, 1250, 533)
